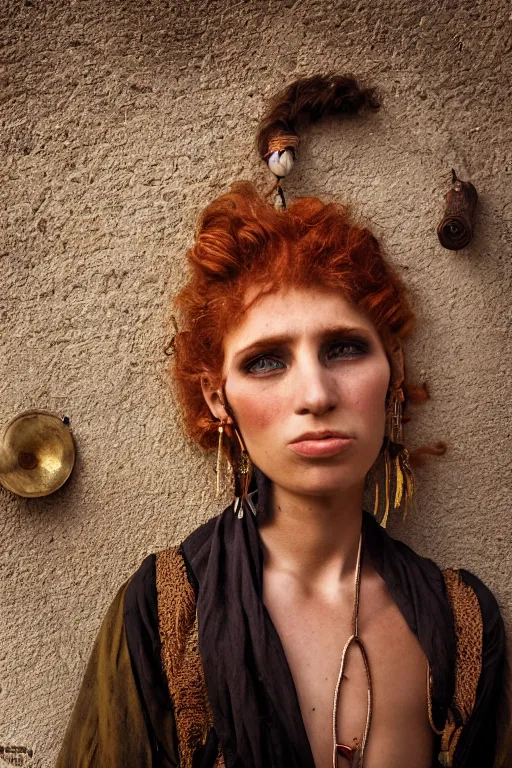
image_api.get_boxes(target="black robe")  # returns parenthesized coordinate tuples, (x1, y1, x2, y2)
(56, 490, 507, 768)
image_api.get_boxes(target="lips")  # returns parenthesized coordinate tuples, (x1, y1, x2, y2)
(289, 429, 352, 443)
(288, 431, 354, 458)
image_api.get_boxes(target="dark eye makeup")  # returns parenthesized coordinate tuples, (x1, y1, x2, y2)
(243, 339, 369, 376)
(327, 340, 369, 360)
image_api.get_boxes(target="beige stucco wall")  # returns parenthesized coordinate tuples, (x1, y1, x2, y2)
(1, 0, 511, 764)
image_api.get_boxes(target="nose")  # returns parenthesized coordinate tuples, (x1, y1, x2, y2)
(293, 358, 338, 416)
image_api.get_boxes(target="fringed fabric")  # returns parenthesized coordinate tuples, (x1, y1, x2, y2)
(436, 569, 484, 767)
(156, 547, 225, 768)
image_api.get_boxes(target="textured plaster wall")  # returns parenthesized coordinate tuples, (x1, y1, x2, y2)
(0, 0, 511, 764)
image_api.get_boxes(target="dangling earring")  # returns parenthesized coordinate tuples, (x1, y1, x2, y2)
(231, 424, 254, 519)
(214, 383, 256, 518)
(367, 389, 415, 528)
(390, 386, 415, 521)
(367, 336, 416, 527)
(215, 421, 226, 499)
(370, 386, 415, 528)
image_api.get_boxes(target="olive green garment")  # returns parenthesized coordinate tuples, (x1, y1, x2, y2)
(56, 577, 156, 768)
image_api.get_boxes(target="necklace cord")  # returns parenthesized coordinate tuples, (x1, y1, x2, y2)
(332, 531, 372, 768)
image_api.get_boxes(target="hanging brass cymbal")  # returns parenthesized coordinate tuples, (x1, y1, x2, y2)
(0, 409, 75, 498)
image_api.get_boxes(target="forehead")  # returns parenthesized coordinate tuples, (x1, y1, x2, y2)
(223, 286, 379, 359)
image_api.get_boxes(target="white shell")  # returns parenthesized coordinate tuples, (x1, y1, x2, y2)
(267, 149, 294, 177)
(274, 192, 284, 210)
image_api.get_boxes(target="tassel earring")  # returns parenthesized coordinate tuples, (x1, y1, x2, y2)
(369, 386, 416, 528)
(387, 386, 415, 522)
(366, 335, 416, 527)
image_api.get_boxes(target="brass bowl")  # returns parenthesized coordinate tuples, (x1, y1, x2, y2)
(0, 409, 76, 497)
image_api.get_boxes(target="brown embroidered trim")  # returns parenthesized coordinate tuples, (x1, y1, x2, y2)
(156, 547, 225, 768)
(436, 568, 484, 767)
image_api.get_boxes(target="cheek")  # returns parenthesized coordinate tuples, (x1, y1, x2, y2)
(225, 380, 286, 434)
(356, 377, 387, 408)
(347, 363, 389, 414)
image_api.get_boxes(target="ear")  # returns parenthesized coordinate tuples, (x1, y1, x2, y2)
(380, 329, 399, 401)
(201, 375, 233, 423)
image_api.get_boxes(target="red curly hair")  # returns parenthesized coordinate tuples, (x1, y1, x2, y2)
(168, 180, 446, 469)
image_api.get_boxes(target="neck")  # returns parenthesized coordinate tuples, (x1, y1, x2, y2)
(256, 481, 365, 585)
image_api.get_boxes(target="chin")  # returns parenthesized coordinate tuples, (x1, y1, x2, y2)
(275, 465, 365, 498)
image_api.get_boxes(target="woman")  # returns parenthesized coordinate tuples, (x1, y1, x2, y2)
(56, 76, 509, 768)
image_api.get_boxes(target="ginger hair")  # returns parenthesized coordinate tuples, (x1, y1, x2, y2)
(167, 180, 446, 469)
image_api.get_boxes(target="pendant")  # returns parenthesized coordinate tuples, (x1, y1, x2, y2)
(336, 743, 362, 768)
(233, 496, 244, 518)
(332, 631, 371, 768)
(233, 493, 258, 519)
(332, 535, 369, 768)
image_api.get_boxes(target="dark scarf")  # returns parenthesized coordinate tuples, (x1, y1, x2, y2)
(181, 473, 455, 768)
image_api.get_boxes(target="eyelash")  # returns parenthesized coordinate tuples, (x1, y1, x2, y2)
(244, 341, 368, 375)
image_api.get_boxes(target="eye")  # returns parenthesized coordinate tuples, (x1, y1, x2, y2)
(327, 340, 368, 360)
(245, 355, 286, 375)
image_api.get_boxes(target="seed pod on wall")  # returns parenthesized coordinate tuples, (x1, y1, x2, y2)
(437, 169, 478, 250)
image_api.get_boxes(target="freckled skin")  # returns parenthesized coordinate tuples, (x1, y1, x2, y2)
(232, 388, 278, 435)
(221, 286, 390, 497)
(201, 286, 434, 767)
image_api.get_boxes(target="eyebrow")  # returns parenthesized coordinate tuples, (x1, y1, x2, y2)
(232, 325, 374, 363)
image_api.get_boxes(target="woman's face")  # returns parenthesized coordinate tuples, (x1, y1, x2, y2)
(205, 286, 391, 498)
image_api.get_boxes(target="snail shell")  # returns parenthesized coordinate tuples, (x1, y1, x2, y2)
(437, 173, 478, 250)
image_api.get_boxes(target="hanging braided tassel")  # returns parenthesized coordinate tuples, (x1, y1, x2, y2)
(381, 444, 392, 529)
(398, 445, 415, 520)
(372, 439, 416, 526)
(368, 379, 416, 526)
(394, 452, 404, 509)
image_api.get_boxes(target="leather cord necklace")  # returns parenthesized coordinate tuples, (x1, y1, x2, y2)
(332, 532, 373, 768)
